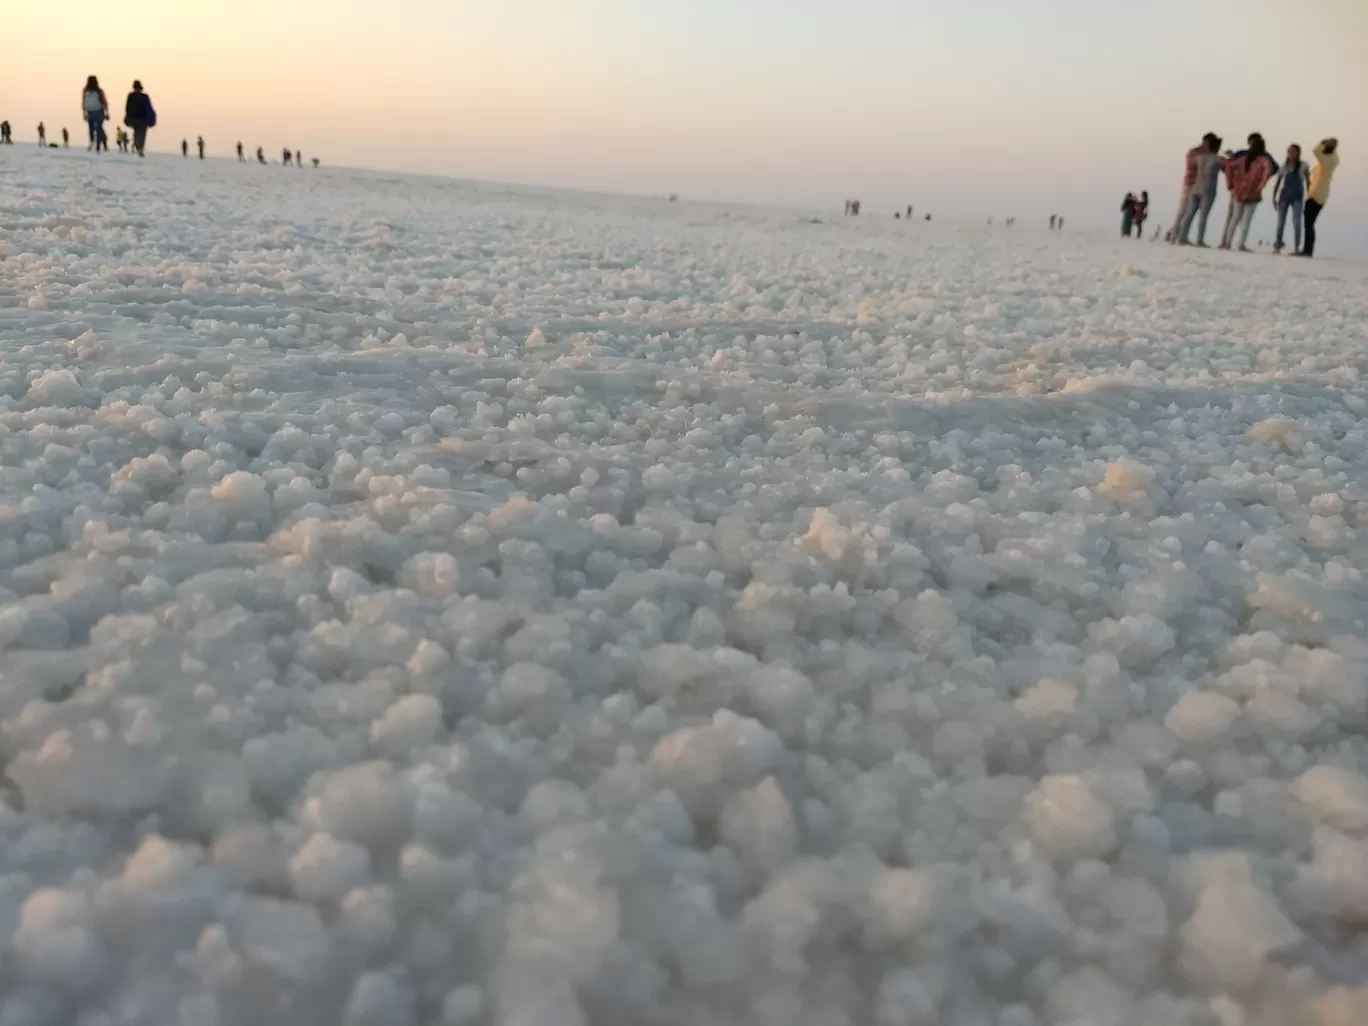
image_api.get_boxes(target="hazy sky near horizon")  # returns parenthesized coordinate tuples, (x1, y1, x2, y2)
(7, 0, 1367, 252)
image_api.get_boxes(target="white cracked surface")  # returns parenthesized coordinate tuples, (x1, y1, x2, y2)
(3, 148, 1368, 1025)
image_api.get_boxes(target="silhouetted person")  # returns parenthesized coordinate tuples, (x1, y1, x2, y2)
(197, 136, 205, 159)
(181, 138, 188, 157)
(237, 141, 244, 162)
(295, 150, 302, 167)
(0, 122, 11, 144)
(257, 146, 266, 165)
(1120, 193, 1136, 236)
(38, 123, 46, 146)
(1050, 214, 1056, 229)
(906, 205, 913, 219)
(124, 81, 154, 157)
(282, 148, 293, 166)
(1132, 191, 1149, 238)
(312, 157, 320, 168)
(62, 127, 69, 148)
(1058, 216, 1064, 230)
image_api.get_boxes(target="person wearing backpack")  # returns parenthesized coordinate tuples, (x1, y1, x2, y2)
(82, 76, 110, 152)
(124, 80, 156, 158)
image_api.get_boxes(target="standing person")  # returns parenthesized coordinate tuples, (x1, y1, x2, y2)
(282, 147, 293, 166)
(1, 121, 10, 144)
(38, 122, 46, 146)
(62, 127, 69, 148)
(1174, 133, 1223, 246)
(237, 141, 245, 162)
(1132, 191, 1149, 238)
(124, 80, 155, 157)
(1220, 134, 1278, 251)
(1120, 193, 1136, 237)
(82, 76, 110, 151)
(1271, 145, 1310, 254)
(197, 136, 205, 159)
(295, 150, 302, 167)
(181, 138, 188, 158)
(1300, 138, 1339, 259)
(256, 146, 266, 165)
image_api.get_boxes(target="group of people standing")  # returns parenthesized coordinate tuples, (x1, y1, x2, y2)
(78, 76, 156, 157)
(1119, 192, 1150, 238)
(19, 75, 318, 168)
(1169, 132, 1339, 257)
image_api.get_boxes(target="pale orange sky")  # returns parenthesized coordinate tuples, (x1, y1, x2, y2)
(5, 0, 1366, 250)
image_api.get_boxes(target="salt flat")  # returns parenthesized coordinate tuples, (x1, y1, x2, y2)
(3, 148, 1368, 1026)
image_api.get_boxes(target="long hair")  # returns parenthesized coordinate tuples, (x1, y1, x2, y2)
(85, 75, 100, 92)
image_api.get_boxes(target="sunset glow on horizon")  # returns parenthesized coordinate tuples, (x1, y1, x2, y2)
(7, 0, 1366, 250)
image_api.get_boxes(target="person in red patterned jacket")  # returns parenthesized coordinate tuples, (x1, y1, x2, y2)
(1220, 134, 1278, 252)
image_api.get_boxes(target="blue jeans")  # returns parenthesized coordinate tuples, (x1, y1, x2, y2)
(1275, 198, 1303, 251)
(85, 110, 106, 150)
(1176, 188, 1216, 245)
(1224, 200, 1259, 249)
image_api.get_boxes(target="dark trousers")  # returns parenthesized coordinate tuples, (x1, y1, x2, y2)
(1303, 199, 1324, 257)
(131, 125, 148, 155)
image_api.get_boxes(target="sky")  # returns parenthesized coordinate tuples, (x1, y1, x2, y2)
(6, 0, 1367, 254)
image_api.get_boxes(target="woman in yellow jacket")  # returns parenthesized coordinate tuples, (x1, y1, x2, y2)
(1300, 139, 1339, 258)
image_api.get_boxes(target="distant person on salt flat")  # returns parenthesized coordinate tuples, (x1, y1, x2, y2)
(123, 80, 155, 157)
(181, 138, 188, 158)
(1131, 192, 1149, 238)
(1299, 138, 1338, 259)
(0, 121, 11, 144)
(82, 76, 110, 152)
(1120, 193, 1136, 237)
(237, 141, 245, 162)
(197, 136, 205, 159)
(1220, 134, 1278, 252)
(37, 123, 46, 146)
(312, 157, 320, 168)
(907, 205, 913, 219)
(1270, 144, 1309, 254)
(296, 150, 302, 167)
(257, 146, 266, 164)
(62, 127, 69, 148)
(282, 148, 293, 166)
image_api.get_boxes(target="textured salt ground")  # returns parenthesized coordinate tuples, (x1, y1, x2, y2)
(2, 148, 1368, 1025)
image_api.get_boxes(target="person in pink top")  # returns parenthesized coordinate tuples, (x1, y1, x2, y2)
(1220, 134, 1278, 252)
